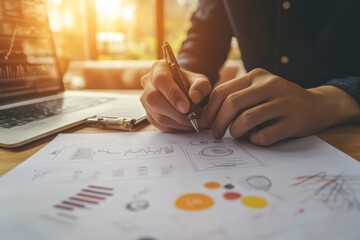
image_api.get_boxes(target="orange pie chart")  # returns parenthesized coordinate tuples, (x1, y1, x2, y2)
(175, 193, 214, 211)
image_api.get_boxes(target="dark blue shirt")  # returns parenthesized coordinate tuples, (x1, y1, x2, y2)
(178, 0, 360, 104)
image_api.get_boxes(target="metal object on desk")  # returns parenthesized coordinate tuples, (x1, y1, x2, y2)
(86, 115, 146, 131)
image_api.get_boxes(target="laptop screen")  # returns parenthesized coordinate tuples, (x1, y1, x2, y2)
(0, 0, 62, 100)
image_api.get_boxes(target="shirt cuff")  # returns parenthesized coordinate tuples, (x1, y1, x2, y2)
(324, 77, 360, 104)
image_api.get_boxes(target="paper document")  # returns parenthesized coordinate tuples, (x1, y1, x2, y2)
(0, 131, 360, 240)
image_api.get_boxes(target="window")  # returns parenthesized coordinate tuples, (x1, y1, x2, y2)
(46, 0, 240, 62)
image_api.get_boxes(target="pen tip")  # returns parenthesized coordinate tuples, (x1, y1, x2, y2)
(190, 118, 200, 133)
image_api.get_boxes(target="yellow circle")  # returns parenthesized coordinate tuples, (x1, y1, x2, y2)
(175, 193, 214, 211)
(204, 181, 221, 189)
(242, 196, 268, 209)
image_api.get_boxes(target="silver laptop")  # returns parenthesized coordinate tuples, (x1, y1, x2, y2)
(0, 0, 146, 148)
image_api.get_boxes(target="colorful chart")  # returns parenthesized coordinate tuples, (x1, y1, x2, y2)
(204, 181, 221, 189)
(223, 192, 241, 200)
(175, 193, 214, 211)
(48, 185, 114, 222)
(242, 196, 268, 208)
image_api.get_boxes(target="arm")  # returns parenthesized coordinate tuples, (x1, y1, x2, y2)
(325, 77, 360, 105)
(178, 0, 234, 85)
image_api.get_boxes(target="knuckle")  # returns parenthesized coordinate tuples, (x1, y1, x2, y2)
(211, 85, 227, 101)
(152, 72, 169, 86)
(166, 86, 181, 103)
(145, 89, 160, 106)
(224, 93, 239, 109)
(262, 76, 283, 89)
(250, 68, 268, 75)
(211, 85, 221, 97)
(156, 115, 170, 126)
(211, 85, 225, 99)
(240, 111, 254, 126)
(152, 59, 166, 69)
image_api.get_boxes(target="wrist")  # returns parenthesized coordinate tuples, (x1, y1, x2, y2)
(309, 85, 360, 126)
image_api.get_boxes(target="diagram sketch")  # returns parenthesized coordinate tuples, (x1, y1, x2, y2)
(190, 140, 208, 146)
(63, 165, 176, 182)
(48, 144, 178, 162)
(49, 146, 64, 159)
(238, 175, 272, 191)
(182, 140, 263, 172)
(291, 172, 360, 212)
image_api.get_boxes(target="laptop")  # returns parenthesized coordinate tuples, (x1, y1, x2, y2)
(0, 0, 146, 148)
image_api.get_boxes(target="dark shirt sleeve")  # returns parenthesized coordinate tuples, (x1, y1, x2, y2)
(177, 0, 234, 85)
(325, 77, 360, 105)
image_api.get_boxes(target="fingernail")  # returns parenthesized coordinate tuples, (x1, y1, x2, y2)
(176, 100, 188, 113)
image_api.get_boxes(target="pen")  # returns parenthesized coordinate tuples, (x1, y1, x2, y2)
(162, 41, 200, 133)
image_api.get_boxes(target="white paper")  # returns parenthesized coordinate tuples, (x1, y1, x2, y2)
(0, 131, 360, 240)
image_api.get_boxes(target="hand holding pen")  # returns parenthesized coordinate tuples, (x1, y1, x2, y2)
(140, 43, 212, 133)
(162, 42, 200, 133)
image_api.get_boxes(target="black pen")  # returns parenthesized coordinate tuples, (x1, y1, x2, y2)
(162, 42, 199, 133)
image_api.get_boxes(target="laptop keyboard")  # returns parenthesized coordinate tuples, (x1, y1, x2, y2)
(0, 96, 115, 129)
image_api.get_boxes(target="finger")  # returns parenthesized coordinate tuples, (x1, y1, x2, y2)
(184, 71, 212, 104)
(212, 84, 274, 138)
(151, 60, 190, 114)
(248, 119, 295, 146)
(200, 76, 252, 129)
(141, 83, 191, 128)
(145, 111, 175, 132)
(228, 100, 285, 138)
(145, 108, 193, 132)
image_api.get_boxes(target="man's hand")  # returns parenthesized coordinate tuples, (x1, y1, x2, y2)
(140, 60, 212, 132)
(200, 68, 360, 146)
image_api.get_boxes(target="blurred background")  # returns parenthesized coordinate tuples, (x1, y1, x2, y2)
(45, 0, 241, 89)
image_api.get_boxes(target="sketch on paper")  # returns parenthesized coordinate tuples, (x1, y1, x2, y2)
(182, 139, 263, 172)
(291, 172, 360, 212)
(41, 185, 114, 225)
(65, 165, 175, 182)
(126, 199, 150, 212)
(238, 175, 272, 191)
(190, 140, 208, 146)
(32, 169, 51, 181)
(49, 146, 64, 159)
(48, 144, 178, 162)
(199, 146, 233, 157)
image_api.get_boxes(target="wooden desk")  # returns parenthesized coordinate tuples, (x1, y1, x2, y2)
(1, 122, 360, 176)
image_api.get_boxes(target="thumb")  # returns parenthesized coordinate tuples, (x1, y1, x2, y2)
(184, 71, 212, 104)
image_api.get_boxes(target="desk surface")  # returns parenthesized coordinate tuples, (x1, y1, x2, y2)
(1, 118, 360, 177)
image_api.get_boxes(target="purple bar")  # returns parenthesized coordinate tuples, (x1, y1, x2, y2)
(82, 189, 113, 196)
(62, 201, 85, 208)
(54, 205, 73, 211)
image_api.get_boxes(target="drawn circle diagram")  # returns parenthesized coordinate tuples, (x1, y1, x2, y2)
(204, 181, 221, 189)
(175, 193, 214, 211)
(242, 196, 268, 208)
(199, 146, 233, 157)
(190, 140, 208, 146)
(126, 199, 149, 212)
(245, 176, 272, 191)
